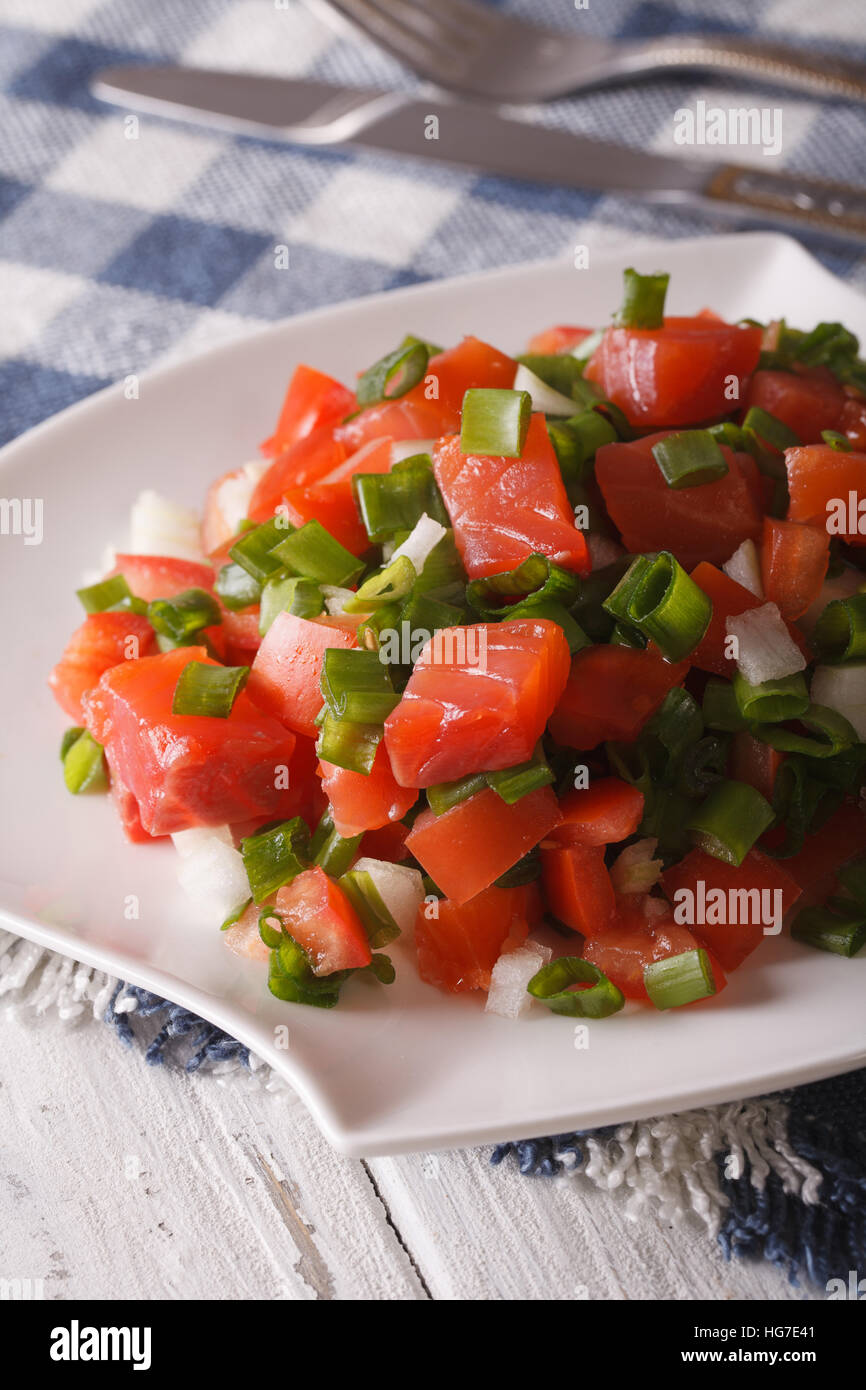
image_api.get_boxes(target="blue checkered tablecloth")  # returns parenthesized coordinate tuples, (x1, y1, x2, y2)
(1, 0, 866, 447)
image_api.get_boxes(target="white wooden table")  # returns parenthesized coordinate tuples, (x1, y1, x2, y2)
(0, 1006, 816, 1301)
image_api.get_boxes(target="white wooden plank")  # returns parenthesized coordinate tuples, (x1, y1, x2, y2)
(367, 1149, 816, 1302)
(0, 1009, 425, 1301)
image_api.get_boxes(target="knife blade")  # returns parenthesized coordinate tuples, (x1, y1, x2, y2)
(93, 67, 866, 245)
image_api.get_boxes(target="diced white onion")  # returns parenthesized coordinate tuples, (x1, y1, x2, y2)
(352, 857, 424, 933)
(175, 837, 250, 922)
(129, 489, 204, 562)
(609, 838, 662, 895)
(810, 662, 866, 741)
(390, 513, 446, 574)
(723, 538, 763, 598)
(172, 825, 234, 858)
(321, 585, 356, 616)
(512, 363, 576, 417)
(391, 438, 435, 464)
(485, 941, 553, 1020)
(214, 460, 267, 537)
(726, 602, 806, 685)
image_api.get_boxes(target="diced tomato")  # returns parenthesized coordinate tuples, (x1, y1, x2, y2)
(595, 433, 763, 568)
(275, 867, 371, 975)
(840, 394, 866, 449)
(729, 731, 784, 803)
(336, 336, 516, 452)
(662, 848, 801, 971)
(549, 777, 645, 847)
(280, 479, 369, 556)
(219, 607, 262, 665)
(415, 882, 531, 992)
(384, 618, 571, 787)
(434, 414, 589, 577)
(108, 761, 154, 843)
(585, 915, 727, 1002)
(361, 820, 410, 863)
(49, 611, 156, 721)
(82, 646, 298, 836)
(318, 742, 418, 838)
(761, 517, 829, 621)
(223, 899, 271, 964)
(548, 644, 689, 750)
(111, 554, 216, 602)
(744, 367, 845, 444)
(585, 316, 761, 428)
(248, 427, 348, 524)
(201, 465, 258, 556)
(247, 611, 357, 738)
(260, 364, 356, 458)
(689, 561, 762, 677)
(782, 802, 866, 908)
(405, 786, 561, 904)
(786, 443, 866, 545)
(541, 843, 616, 936)
(526, 325, 594, 355)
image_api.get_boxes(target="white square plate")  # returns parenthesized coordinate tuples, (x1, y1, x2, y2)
(2, 232, 865, 1156)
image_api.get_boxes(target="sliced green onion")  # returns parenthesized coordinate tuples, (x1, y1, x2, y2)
(753, 703, 857, 758)
(258, 907, 284, 949)
(171, 661, 249, 718)
(645, 687, 704, 758)
(401, 331, 443, 357)
(791, 904, 866, 958)
(601, 553, 653, 626)
(398, 590, 465, 642)
(466, 552, 579, 618)
(707, 421, 747, 449)
(614, 268, 669, 330)
(339, 869, 400, 948)
(677, 734, 730, 799)
(504, 598, 589, 655)
(366, 953, 396, 985)
(767, 756, 842, 859)
(427, 773, 487, 817)
(229, 516, 290, 584)
(732, 670, 809, 723)
(259, 574, 323, 635)
(821, 429, 852, 451)
(547, 410, 617, 484)
(356, 340, 429, 408)
(408, 528, 465, 596)
(644, 948, 717, 1009)
(515, 353, 588, 400)
(240, 817, 310, 903)
(353, 459, 448, 542)
(494, 846, 542, 889)
(320, 647, 398, 724)
(310, 809, 362, 878)
(527, 957, 625, 1019)
(651, 430, 729, 489)
(836, 854, 866, 908)
(742, 406, 800, 452)
(813, 594, 866, 664)
(147, 588, 221, 643)
(460, 388, 531, 458)
(486, 749, 554, 804)
(220, 896, 252, 932)
(215, 561, 262, 611)
(62, 729, 108, 794)
(76, 573, 133, 614)
(343, 555, 415, 613)
(271, 519, 364, 588)
(686, 778, 775, 866)
(60, 726, 85, 760)
(316, 713, 381, 775)
(624, 551, 711, 662)
(267, 938, 344, 1008)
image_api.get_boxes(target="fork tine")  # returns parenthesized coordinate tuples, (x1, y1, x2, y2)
(322, 0, 455, 68)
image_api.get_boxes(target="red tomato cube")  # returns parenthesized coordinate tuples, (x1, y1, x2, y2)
(415, 882, 532, 993)
(49, 611, 156, 721)
(548, 644, 689, 750)
(541, 843, 616, 936)
(275, 867, 372, 975)
(248, 611, 357, 738)
(384, 618, 571, 788)
(662, 848, 801, 971)
(318, 742, 418, 838)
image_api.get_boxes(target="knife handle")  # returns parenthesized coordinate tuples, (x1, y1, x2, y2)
(705, 164, 866, 240)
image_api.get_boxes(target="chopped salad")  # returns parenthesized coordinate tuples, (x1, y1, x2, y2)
(50, 269, 866, 1019)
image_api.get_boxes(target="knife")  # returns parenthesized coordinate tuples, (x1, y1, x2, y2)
(93, 67, 866, 246)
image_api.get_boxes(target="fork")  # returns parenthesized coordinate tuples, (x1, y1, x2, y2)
(304, 0, 866, 105)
